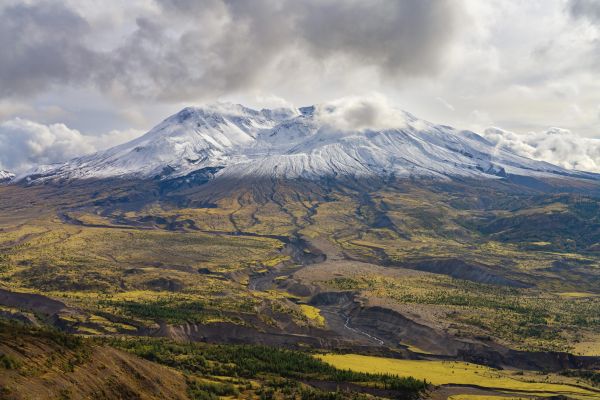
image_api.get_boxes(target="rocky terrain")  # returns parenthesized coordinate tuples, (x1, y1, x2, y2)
(1, 104, 600, 399)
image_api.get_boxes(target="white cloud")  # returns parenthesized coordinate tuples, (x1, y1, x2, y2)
(314, 95, 410, 131)
(0, 118, 142, 173)
(483, 126, 600, 172)
(0, 0, 600, 173)
(435, 97, 455, 112)
(88, 128, 145, 151)
(0, 0, 465, 102)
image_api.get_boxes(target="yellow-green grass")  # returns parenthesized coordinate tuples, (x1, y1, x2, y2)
(400, 343, 434, 355)
(77, 326, 103, 335)
(324, 269, 600, 351)
(448, 396, 528, 400)
(558, 292, 599, 298)
(3, 183, 600, 355)
(316, 354, 600, 399)
(299, 304, 325, 326)
(320, 268, 600, 353)
(0, 217, 284, 274)
(573, 340, 600, 356)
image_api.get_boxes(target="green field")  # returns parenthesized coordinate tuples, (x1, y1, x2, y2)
(317, 354, 600, 399)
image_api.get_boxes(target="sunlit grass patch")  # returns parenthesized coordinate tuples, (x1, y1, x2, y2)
(449, 395, 528, 400)
(316, 354, 600, 399)
(573, 339, 600, 356)
(299, 304, 325, 326)
(400, 343, 434, 355)
(558, 292, 598, 298)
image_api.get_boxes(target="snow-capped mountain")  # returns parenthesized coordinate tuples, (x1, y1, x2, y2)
(0, 170, 15, 183)
(20, 103, 599, 183)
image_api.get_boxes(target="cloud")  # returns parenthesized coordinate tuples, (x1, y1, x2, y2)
(0, 2, 98, 98)
(483, 126, 600, 173)
(1, 0, 600, 161)
(568, 0, 600, 23)
(314, 95, 411, 131)
(436, 97, 455, 112)
(295, 0, 462, 77)
(0, 118, 142, 173)
(88, 128, 145, 152)
(0, 0, 465, 102)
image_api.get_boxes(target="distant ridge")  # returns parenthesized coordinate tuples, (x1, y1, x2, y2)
(0, 170, 14, 183)
(19, 103, 599, 184)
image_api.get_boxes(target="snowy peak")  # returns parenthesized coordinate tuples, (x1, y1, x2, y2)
(19, 102, 599, 183)
(24, 104, 297, 181)
(0, 170, 15, 183)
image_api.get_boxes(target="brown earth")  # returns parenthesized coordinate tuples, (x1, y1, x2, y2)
(0, 323, 189, 400)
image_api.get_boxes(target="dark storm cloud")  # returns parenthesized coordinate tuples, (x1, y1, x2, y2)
(567, 0, 600, 72)
(0, 0, 465, 102)
(569, 0, 600, 22)
(0, 3, 98, 97)
(296, 0, 459, 76)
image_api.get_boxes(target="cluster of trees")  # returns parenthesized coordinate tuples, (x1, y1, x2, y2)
(560, 369, 600, 388)
(112, 338, 428, 397)
(0, 318, 84, 350)
(100, 298, 209, 323)
(186, 378, 238, 400)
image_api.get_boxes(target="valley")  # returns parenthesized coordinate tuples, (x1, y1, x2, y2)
(4, 0, 600, 395)
(1, 173, 600, 399)
(1, 105, 600, 399)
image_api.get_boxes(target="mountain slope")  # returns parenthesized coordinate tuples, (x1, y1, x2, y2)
(0, 170, 14, 183)
(0, 320, 190, 400)
(20, 103, 599, 183)
(2, 107, 600, 399)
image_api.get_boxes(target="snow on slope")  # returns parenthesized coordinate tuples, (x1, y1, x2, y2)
(0, 170, 15, 183)
(19, 103, 598, 183)
(22, 104, 296, 181)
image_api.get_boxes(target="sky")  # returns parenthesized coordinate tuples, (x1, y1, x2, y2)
(1, 0, 600, 173)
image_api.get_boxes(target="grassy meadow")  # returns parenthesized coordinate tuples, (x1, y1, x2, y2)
(317, 354, 600, 399)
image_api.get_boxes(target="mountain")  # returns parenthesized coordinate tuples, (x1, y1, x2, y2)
(19, 103, 599, 184)
(0, 169, 14, 183)
(3, 104, 600, 399)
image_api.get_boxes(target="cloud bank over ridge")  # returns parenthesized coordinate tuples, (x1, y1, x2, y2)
(0, 118, 141, 173)
(1, 0, 600, 174)
(484, 126, 600, 173)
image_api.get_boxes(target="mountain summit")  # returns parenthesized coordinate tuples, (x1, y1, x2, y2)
(0, 170, 14, 183)
(21, 103, 598, 183)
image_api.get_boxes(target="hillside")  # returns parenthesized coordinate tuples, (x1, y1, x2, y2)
(0, 320, 189, 399)
(0, 320, 429, 400)
(1, 105, 600, 399)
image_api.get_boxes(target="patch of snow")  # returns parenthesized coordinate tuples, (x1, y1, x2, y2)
(20, 103, 598, 183)
(0, 170, 15, 183)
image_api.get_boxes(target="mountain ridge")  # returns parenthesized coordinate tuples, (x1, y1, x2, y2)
(0, 169, 14, 183)
(18, 103, 600, 184)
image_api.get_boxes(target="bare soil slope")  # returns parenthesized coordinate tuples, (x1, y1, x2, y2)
(0, 322, 189, 400)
